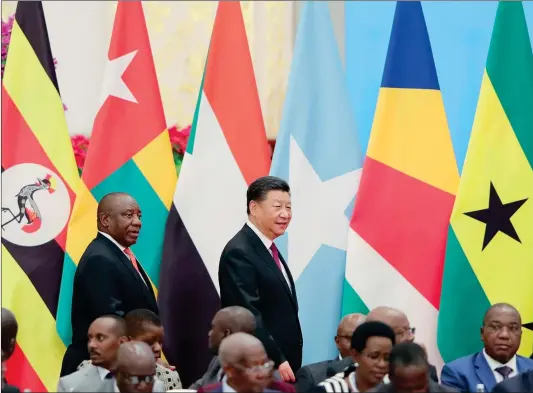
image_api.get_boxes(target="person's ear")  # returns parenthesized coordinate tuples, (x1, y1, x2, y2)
(99, 212, 111, 228)
(249, 201, 258, 216)
(119, 336, 128, 344)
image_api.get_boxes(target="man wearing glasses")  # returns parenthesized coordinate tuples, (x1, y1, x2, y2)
(366, 306, 438, 382)
(197, 333, 283, 393)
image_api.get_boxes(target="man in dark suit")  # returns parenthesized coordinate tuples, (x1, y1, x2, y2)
(61, 192, 159, 376)
(492, 369, 533, 393)
(295, 313, 366, 391)
(441, 303, 533, 393)
(366, 306, 439, 383)
(219, 176, 302, 382)
(369, 342, 457, 393)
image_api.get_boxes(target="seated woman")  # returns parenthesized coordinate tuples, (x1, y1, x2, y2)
(315, 321, 395, 393)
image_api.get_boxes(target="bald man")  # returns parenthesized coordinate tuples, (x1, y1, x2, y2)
(61, 192, 158, 377)
(294, 313, 366, 391)
(367, 307, 438, 383)
(441, 303, 533, 393)
(199, 333, 278, 393)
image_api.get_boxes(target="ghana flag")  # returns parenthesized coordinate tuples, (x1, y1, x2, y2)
(1, 2, 79, 391)
(56, 0, 176, 346)
(438, 1, 533, 361)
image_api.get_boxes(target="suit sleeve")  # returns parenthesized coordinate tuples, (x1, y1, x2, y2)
(295, 367, 315, 392)
(56, 379, 67, 393)
(77, 254, 124, 320)
(219, 248, 286, 365)
(440, 364, 466, 392)
(429, 364, 439, 383)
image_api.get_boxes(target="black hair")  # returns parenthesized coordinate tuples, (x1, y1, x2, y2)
(125, 309, 161, 337)
(351, 321, 396, 352)
(95, 314, 127, 336)
(389, 342, 428, 377)
(246, 176, 290, 214)
(482, 303, 519, 326)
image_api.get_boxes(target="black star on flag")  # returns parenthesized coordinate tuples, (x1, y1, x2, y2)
(524, 322, 533, 332)
(464, 182, 528, 251)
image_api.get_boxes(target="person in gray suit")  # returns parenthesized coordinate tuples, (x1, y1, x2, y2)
(369, 342, 457, 393)
(57, 315, 127, 392)
(82, 341, 164, 393)
(190, 306, 257, 389)
(295, 313, 366, 391)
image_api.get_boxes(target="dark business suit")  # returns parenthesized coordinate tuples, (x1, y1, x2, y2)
(295, 356, 353, 391)
(218, 224, 303, 372)
(60, 233, 158, 376)
(441, 351, 533, 392)
(492, 370, 533, 393)
(368, 380, 458, 393)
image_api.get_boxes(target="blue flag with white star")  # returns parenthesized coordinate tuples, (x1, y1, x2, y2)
(270, 1, 363, 365)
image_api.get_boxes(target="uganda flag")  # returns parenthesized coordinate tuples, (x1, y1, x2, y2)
(159, 2, 271, 385)
(438, 1, 533, 361)
(342, 1, 459, 369)
(1, 2, 79, 391)
(56, 0, 176, 348)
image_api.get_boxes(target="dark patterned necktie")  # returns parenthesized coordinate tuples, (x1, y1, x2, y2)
(270, 243, 282, 270)
(495, 366, 513, 379)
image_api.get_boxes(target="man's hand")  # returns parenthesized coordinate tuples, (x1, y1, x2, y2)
(156, 358, 176, 371)
(278, 361, 295, 382)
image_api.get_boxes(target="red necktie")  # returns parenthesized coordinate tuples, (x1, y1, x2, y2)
(270, 243, 282, 271)
(124, 248, 140, 273)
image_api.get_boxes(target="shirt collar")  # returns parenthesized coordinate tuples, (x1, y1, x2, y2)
(99, 231, 127, 252)
(96, 366, 110, 380)
(483, 349, 517, 372)
(222, 375, 237, 392)
(246, 221, 273, 250)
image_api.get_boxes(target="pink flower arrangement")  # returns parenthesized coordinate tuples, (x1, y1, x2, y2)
(1, 15, 14, 77)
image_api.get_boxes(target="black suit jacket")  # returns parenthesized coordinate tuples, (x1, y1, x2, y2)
(218, 225, 303, 371)
(60, 233, 158, 376)
(492, 370, 533, 393)
(296, 356, 353, 391)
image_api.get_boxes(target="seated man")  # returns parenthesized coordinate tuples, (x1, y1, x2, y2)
(492, 369, 533, 393)
(57, 315, 127, 392)
(125, 309, 182, 390)
(111, 341, 164, 393)
(190, 306, 293, 392)
(369, 342, 457, 393)
(441, 303, 533, 393)
(366, 306, 438, 382)
(295, 313, 366, 391)
(198, 333, 279, 393)
(317, 321, 395, 392)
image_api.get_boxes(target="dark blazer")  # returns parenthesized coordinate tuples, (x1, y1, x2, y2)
(368, 380, 458, 393)
(60, 233, 158, 376)
(295, 356, 353, 391)
(492, 369, 533, 393)
(198, 382, 282, 393)
(218, 225, 303, 371)
(441, 351, 533, 393)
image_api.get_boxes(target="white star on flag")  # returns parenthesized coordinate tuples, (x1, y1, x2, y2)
(287, 135, 362, 281)
(98, 50, 138, 108)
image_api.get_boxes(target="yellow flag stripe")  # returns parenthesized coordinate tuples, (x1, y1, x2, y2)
(2, 21, 79, 192)
(2, 246, 66, 391)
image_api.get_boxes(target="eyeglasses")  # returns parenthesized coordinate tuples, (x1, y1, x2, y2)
(396, 327, 416, 339)
(234, 360, 275, 374)
(123, 374, 155, 385)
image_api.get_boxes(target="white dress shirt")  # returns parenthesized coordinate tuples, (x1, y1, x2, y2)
(98, 231, 147, 286)
(482, 349, 518, 383)
(97, 366, 110, 380)
(246, 221, 291, 290)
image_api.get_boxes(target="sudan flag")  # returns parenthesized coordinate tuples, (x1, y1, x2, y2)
(159, 1, 271, 386)
(342, 1, 459, 369)
(1, 2, 79, 391)
(56, 0, 177, 347)
(438, 1, 533, 361)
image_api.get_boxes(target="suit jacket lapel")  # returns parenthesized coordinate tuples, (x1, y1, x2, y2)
(278, 252, 298, 308)
(474, 352, 497, 391)
(242, 225, 296, 308)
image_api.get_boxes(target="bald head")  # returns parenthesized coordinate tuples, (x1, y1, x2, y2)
(97, 192, 134, 219)
(2, 308, 18, 360)
(367, 307, 413, 343)
(483, 303, 520, 325)
(97, 192, 141, 247)
(219, 332, 265, 366)
(335, 313, 366, 358)
(116, 341, 155, 368)
(217, 306, 256, 334)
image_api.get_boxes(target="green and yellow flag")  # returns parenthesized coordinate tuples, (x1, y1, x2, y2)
(438, 1, 533, 361)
